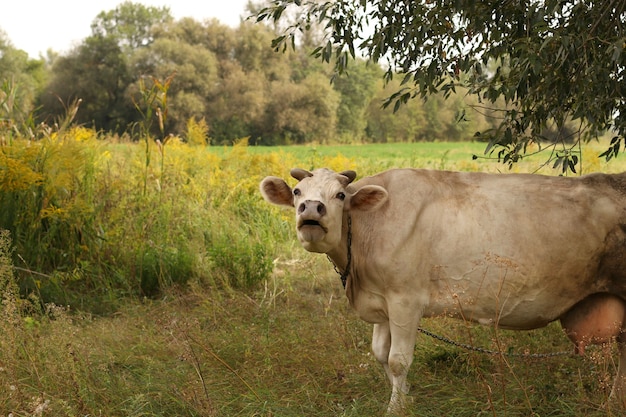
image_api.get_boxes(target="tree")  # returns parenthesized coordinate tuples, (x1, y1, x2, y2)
(39, 2, 175, 133)
(262, 73, 340, 144)
(256, 0, 626, 172)
(40, 35, 132, 131)
(131, 28, 219, 134)
(91, 0, 173, 53)
(365, 78, 427, 143)
(332, 60, 382, 142)
(0, 30, 46, 132)
(205, 61, 267, 144)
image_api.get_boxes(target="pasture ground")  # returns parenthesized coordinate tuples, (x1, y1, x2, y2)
(3, 255, 623, 416)
(2, 139, 626, 416)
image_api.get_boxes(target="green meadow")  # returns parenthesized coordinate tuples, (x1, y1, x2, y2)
(1, 132, 625, 416)
(247, 139, 621, 175)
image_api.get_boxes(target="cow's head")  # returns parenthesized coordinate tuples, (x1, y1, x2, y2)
(260, 168, 388, 253)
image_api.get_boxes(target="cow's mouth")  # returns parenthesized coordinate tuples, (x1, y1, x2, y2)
(296, 217, 335, 249)
(297, 219, 328, 244)
(298, 219, 328, 234)
(298, 219, 327, 232)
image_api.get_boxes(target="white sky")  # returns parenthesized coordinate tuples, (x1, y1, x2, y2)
(0, 0, 252, 58)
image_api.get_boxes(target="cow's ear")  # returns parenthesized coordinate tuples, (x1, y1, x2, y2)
(260, 176, 294, 207)
(346, 185, 388, 212)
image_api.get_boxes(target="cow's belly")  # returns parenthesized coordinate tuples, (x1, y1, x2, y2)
(425, 269, 598, 330)
(418, 233, 609, 329)
(353, 283, 570, 329)
(424, 297, 562, 330)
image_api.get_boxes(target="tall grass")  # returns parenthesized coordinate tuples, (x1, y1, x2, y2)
(0, 124, 361, 311)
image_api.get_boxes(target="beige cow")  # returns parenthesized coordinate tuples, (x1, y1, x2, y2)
(260, 167, 626, 414)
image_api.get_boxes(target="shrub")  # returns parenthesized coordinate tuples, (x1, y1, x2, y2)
(0, 128, 298, 310)
(185, 117, 210, 146)
(207, 228, 273, 290)
(138, 244, 195, 297)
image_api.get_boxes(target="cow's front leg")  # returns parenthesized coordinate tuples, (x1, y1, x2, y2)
(385, 311, 420, 415)
(372, 322, 394, 385)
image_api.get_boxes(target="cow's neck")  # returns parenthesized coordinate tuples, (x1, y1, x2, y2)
(327, 213, 352, 289)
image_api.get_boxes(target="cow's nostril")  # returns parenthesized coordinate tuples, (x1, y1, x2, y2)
(317, 203, 326, 215)
(298, 203, 306, 214)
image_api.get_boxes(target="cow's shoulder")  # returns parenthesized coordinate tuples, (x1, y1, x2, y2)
(582, 171, 626, 194)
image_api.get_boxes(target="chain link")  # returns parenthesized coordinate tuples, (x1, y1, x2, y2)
(417, 327, 573, 358)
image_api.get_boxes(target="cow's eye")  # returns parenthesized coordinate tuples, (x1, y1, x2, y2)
(336, 192, 346, 201)
(293, 188, 301, 196)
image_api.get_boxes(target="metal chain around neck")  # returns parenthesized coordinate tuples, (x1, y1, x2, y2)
(327, 214, 352, 288)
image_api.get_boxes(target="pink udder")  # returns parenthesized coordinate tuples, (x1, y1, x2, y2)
(560, 293, 626, 355)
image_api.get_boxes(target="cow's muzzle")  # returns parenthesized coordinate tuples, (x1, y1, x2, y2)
(296, 200, 328, 237)
(297, 200, 326, 217)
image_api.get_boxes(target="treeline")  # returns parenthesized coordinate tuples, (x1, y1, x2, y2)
(0, 1, 496, 145)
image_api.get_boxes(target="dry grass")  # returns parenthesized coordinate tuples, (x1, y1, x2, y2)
(1, 249, 625, 416)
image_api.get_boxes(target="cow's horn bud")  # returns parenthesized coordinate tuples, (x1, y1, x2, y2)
(291, 168, 313, 181)
(339, 170, 357, 184)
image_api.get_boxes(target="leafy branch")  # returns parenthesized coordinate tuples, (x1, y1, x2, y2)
(256, 0, 626, 174)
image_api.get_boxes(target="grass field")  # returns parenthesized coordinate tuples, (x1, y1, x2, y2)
(2, 137, 626, 416)
(246, 138, 622, 175)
